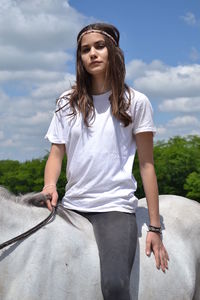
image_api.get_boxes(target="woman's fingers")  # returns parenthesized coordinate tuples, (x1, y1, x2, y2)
(51, 192, 58, 207)
(145, 238, 151, 256)
(155, 249, 160, 269)
(159, 247, 168, 272)
(161, 246, 169, 270)
(46, 199, 53, 211)
(41, 189, 58, 211)
(155, 244, 169, 272)
(46, 192, 58, 211)
(146, 232, 169, 272)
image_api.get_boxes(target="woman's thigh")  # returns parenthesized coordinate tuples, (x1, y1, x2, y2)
(88, 211, 138, 276)
(72, 210, 138, 299)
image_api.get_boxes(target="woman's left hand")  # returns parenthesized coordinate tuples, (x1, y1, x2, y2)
(146, 231, 169, 272)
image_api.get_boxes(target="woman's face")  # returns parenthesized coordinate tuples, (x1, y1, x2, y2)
(80, 32, 109, 78)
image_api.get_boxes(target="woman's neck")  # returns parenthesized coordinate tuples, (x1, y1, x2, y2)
(91, 76, 111, 95)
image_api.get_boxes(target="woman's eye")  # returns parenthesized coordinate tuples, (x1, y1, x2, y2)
(81, 48, 90, 54)
(81, 43, 105, 54)
(96, 44, 105, 49)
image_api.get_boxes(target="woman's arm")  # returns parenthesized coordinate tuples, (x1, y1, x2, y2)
(135, 132, 160, 226)
(42, 143, 66, 211)
(135, 132, 169, 272)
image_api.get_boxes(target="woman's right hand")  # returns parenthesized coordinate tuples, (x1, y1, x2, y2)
(41, 186, 58, 211)
(41, 143, 65, 211)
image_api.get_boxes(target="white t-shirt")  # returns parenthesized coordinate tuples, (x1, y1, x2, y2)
(45, 88, 156, 213)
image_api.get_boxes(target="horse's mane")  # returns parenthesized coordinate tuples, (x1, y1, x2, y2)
(0, 186, 81, 229)
(0, 186, 49, 207)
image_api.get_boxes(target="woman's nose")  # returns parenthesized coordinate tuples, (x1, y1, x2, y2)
(90, 46, 97, 57)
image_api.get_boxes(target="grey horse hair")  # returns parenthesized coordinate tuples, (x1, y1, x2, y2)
(0, 186, 50, 207)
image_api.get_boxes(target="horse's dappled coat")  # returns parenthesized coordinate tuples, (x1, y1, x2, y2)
(0, 187, 200, 300)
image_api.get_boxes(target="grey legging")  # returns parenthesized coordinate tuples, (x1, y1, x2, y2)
(72, 210, 138, 300)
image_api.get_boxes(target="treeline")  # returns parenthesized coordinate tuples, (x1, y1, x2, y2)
(0, 155, 67, 198)
(0, 135, 200, 203)
(134, 135, 200, 202)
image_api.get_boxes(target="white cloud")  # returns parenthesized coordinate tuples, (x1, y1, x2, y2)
(168, 116, 200, 127)
(156, 126, 167, 136)
(31, 73, 76, 99)
(0, 0, 91, 161)
(126, 60, 200, 99)
(181, 12, 198, 26)
(0, 46, 72, 71)
(126, 59, 166, 82)
(190, 47, 200, 62)
(126, 60, 200, 142)
(155, 125, 200, 142)
(159, 97, 200, 113)
(0, 0, 86, 52)
(0, 0, 88, 78)
(155, 117, 200, 141)
(0, 89, 9, 103)
(1, 139, 16, 148)
(23, 112, 51, 126)
(0, 131, 4, 140)
(0, 70, 65, 83)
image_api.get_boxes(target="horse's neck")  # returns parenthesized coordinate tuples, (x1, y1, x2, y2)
(0, 198, 48, 232)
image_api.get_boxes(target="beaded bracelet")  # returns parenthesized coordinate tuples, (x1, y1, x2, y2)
(148, 225, 162, 235)
(42, 184, 56, 191)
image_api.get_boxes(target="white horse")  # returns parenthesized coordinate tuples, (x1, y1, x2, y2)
(0, 186, 199, 300)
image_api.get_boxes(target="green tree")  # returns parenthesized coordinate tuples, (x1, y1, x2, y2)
(133, 135, 200, 201)
(184, 171, 200, 202)
(153, 136, 200, 197)
(1, 135, 200, 203)
(0, 154, 67, 199)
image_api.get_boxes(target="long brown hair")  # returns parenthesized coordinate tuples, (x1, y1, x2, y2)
(58, 23, 132, 127)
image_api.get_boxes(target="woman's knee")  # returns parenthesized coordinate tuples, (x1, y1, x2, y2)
(101, 276, 130, 300)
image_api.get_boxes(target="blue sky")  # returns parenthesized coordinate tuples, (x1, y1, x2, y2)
(71, 0, 199, 64)
(0, 0, 200, 161)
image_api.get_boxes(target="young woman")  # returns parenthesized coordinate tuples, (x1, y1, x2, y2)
(42, 23, 169, 300)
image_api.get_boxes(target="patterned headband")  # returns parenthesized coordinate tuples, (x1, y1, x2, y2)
(77, 29, 118, 46)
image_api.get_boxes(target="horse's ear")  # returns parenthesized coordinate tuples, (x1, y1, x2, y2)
(27, 193, 52, 207)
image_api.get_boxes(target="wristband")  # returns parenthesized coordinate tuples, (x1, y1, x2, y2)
(42, 184, 56, 191)
(148, 225, 162, 235)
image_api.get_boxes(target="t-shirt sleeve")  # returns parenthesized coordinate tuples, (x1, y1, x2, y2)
(45, 111, 68, 144)
(132, 93, 156, 135)
(45, 93, 71, 144)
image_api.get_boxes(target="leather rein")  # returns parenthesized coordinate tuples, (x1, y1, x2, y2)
(0, 206, 57, 250)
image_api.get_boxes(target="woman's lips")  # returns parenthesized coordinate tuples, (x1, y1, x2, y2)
(90, 61, 102, 66)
